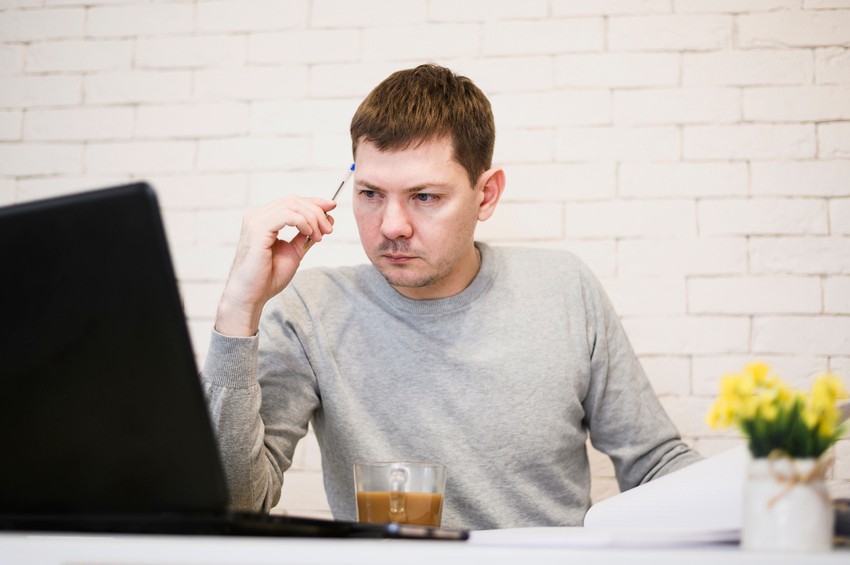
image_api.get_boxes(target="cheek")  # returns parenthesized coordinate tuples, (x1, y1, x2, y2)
(418, 206, 475, 246)
(353, 205, 378, 239)
(435, 200, 478, 233)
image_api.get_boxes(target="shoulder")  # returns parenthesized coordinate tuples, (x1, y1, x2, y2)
(487, 244, 609, 312)
(288, 264, 372, 301)
(262, 264, 373, 320)
(488, 244, 597, 284)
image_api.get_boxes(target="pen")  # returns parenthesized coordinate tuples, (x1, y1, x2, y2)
(330, 163, 356, 202)
(304, 163, 355, 250)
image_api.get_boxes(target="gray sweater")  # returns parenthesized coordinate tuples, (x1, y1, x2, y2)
(202, 243, 700, 531)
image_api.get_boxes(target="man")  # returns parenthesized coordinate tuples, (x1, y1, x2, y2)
(202, 64, 700, 531)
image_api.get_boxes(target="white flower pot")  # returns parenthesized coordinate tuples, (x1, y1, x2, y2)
(742, 457, 834, 552)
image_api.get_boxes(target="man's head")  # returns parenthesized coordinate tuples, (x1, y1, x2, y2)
(350, 64, 495, 189)
(349, 64, 505, 301)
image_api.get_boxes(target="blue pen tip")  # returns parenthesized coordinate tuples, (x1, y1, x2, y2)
(350, 163, 355, 171)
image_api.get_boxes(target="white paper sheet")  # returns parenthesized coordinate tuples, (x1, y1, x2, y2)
(583, 445, 749, 533)
(471, 447, 747, 548)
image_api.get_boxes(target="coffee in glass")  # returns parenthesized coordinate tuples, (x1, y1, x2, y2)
(353, 462, 447, 527)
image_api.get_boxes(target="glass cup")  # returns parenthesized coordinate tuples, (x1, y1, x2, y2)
(353, 461, 447, 527)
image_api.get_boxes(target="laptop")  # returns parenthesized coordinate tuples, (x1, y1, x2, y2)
(0, 183, 467, 541)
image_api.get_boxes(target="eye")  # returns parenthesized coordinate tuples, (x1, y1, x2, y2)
(413, 193, 438, 203)
(359, 190, 378, 199)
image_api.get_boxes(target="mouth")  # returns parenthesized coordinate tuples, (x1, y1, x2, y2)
(383, 254, 416, 264)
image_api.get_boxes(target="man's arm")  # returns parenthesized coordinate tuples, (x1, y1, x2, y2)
(578, 264, 702, 491)
(201, 195, 336, 511)
(202, 332, 274, 510)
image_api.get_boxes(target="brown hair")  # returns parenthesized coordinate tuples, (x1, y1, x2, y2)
(350, 64, 495, 188)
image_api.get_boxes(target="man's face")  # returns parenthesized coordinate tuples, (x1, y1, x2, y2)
(352, 137, 483, 300)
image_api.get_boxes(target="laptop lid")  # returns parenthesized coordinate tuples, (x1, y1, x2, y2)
(0, 183, 230, 515)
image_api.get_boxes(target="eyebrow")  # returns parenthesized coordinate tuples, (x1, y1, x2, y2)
(356, 179, 453, 193)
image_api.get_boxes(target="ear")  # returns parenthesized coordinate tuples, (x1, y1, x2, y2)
(476, 167, 505, 222)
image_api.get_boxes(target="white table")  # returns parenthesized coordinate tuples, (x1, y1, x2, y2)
(1, 531, 847, 565)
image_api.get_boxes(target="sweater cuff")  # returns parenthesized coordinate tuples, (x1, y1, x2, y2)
(201, 328, 259, 389)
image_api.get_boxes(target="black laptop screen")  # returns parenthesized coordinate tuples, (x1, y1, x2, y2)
(0, 184, 229, 515)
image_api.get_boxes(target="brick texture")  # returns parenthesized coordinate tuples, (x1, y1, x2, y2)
(3, 1, 849, 512)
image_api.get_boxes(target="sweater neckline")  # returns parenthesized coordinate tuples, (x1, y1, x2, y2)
(365, 242, 497, 315)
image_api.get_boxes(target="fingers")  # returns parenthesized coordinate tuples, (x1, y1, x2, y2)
(222, 197, 336, 330)
(298, 214, 335, 253)
(245, 196, 336, 246)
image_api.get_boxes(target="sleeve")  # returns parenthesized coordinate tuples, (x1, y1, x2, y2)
(577, 264, 702, 491)
(201, 292, 321, 512)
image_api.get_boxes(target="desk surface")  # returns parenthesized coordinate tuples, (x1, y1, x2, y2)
(1, 532, 847, 565)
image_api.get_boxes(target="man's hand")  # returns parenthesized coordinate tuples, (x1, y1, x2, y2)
(215, 196, 336, 337)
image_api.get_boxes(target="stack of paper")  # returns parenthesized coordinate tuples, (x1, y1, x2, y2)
(583, 445, 748, 533)
(472, 446, 748, 548)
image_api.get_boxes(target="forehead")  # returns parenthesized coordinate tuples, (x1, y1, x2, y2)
(354, 138, 470, 190)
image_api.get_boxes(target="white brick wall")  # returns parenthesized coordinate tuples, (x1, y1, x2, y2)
(555, 53, 679, 87)
(751, 160, 850, 196)
(84, 70, 192, 104)
(688, 276, 822, 314)
(608, 15, 734, 51)
(698, 198, 828, 236)
(137, 35, 247, 69)
(26, 40, 133, 73)
(87, 3, 195, 38)
(684, 124, 816, 159)
(738, 10, 850, 47)
(136, 103, 250, 138)
(86, 141, 195, 174)
(0, 109, 21, 140)
(2, 1, 849, 515)
(24, 107, 134, 140)
(820, 122, 850, 157)
(683, 49, 813, 86)
(0, 75, 80, 107)
(197, 0, 309, 33)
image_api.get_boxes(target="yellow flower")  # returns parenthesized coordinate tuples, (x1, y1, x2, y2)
(719, 373, 739, 397)
(745, 362, 771, 386)
(706, 403, 722, 429)
(737, 372, 756, 396)
(812, 373, 848, 405)
(706, 397, 731, 429)
(805, 373, 849, 437)
(776, 381, 794, 404)
(756, 390, 779, 421)
(741, 394, 759, 419)
(706, 363, 847, 458)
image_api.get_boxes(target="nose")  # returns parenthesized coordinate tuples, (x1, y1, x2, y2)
(380, 198, 413, 240)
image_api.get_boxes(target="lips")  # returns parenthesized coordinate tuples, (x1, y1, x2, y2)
(383, 254, 415, 263)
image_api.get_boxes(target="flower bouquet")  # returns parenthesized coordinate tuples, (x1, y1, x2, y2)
(706, 362, 847, 551)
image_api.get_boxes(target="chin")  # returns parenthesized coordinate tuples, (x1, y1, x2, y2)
(377, 266, 436, 289)
(379, 271, 425, 289)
